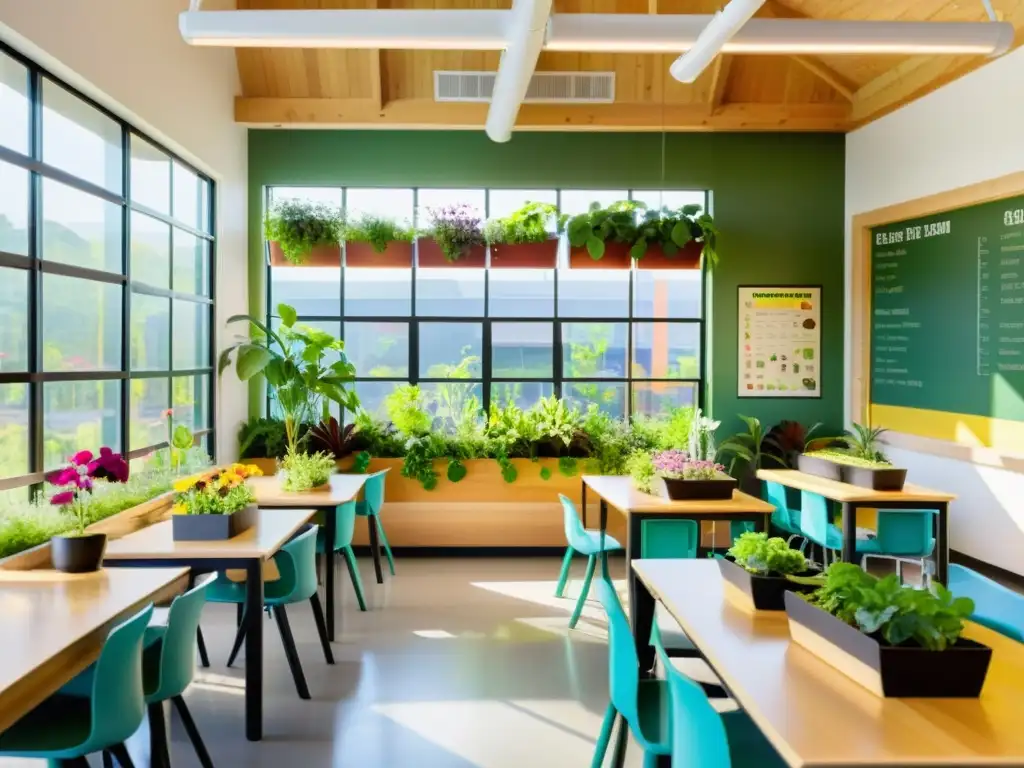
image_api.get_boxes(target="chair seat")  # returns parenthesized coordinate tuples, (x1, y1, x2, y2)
(722, 710, 789, 767)
(0, 694, 92, 757)
(573, 529, 623, 556)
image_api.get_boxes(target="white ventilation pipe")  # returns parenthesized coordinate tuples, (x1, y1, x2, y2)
(668, 0, 765, 83)
(484, 0, 553, 143)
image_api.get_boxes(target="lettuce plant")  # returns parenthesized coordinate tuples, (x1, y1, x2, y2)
(483, 202, 565, 246)
(727, 532, 808, 576)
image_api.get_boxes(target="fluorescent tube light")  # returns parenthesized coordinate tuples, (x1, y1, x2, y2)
(669, 0, 765, 84)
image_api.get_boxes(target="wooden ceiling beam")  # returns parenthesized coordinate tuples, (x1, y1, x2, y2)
(235, 96, 851, 130)
(707, 54, 732, 112)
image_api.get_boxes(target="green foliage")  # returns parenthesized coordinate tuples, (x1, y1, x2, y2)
(727, 532, 808, 576)
(626, 450, 655, 493)
(533, 395, 583, 449)
(566, 200, 641, 261)
(717, 415, 788, 479)
(582, 405, 630, 475)
(353, 450, 372, 473)
(483, 202, 565, 246)
(803, 562, 974, 650)
(446, 458, 467, 483)
(804, 449, 894, 469)
(352, 411, 406, 458)
(498, 455, 518, 483)
(237, 417, 289, 459)
(842, 423, 890, 463)
(539, 466, 552, 481)
(385, 384, 432, 438)
(485, 399, 537, 459)
(343, 213, 415, 253)
(281, 450, 336, 491)
(630, 204, 719, 266)
(558, 456, 578, 477)
(401, 433, 448, 490)
(264, 199, 342, 264)
(687, 408, 720, 462)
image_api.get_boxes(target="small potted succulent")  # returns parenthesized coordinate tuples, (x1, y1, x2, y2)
(630, 205, 719, 269)
(279, 450, 337, 492)
(649, 450, 737, 500)
(419, 204, 486, 267)
(171, 463, 262, 541)
(785, 563, 990, 697)
(264, 199, 343, 267)
(49, 447, 130, 572)
(343, 213, 416, 268)
(718, 532, 818, 610)
(797, 423, 907, 491)
(484, 202, 566, 268)
(565, 201, 639, 269)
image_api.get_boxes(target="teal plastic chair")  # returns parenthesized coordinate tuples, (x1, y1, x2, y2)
(764, 481, 805, 548)
(555, 494, 623, 629)
(357, 469, 394, 584)
(0, 603, 154, 768)
(317, 501, 368, 612)
(208, 524, 333, 700)
(653, 620, 788, 767)
(949, 564, 1024, 642)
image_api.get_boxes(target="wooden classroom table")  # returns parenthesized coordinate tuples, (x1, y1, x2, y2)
(581, 474, 774, 672)
(104, 507, 315, 742)
(756, 469, 957, 584)
(247, 473, 370, 640)
(633, 558, 1024, 767)
(0, 566, 188, 735)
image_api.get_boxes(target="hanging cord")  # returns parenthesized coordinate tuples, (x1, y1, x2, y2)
(981, 0, 998, 21)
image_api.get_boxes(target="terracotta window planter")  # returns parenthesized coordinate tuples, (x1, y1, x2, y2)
(634, 239, 703, 270)
(417, 238, 486, 268)
(268, 241, 341, 268)
(489, 239, 558, 269)
(568, 241, 632, 270)
(345, 240, 413, 268)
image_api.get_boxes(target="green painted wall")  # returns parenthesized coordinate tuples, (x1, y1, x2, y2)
(247, 130, 846, 434)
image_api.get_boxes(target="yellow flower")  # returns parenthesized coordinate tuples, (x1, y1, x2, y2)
(173, 476, 198, 493)
(246, 464, 264, 477)
(172, 502, 187, 515)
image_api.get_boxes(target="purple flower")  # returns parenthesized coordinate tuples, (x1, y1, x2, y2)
(428, 204, 484, 262)
(70, 450, 93, 466)
(89, 446, 129, 483)
(652, 449, 689, 477)
(652, 451, 725, 481)
(50, 490, 76, 506)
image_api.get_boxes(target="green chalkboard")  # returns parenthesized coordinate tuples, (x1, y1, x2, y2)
(870, 195, 1024, 423)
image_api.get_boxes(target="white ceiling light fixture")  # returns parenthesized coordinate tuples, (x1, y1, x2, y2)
(668, 0, 765, 84)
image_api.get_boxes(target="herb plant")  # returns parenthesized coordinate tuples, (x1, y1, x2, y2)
(626, 450, 656, 493)
(385, 385, 432, 438)
(352, 411, 406, 458)
(566, 200, 641, 261)
(344, 213, 415, 253)
(426, 204, 484, 262)
(238, 417, 295, 460)
(842, 423, 891, 463)
(281, 450, 336, 492)
(264, 199, 342, 265)
(630, 204, 719, 266)
(727, 532, 808, 577)
(483, 202, 565, 246)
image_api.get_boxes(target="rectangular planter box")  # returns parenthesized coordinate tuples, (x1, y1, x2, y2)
(172, 504, 257, 542)
(797, 453, 907, 491)
(268, 241, 341, 267)
(345, 240, 412, 268)
(718, 557, 818, 611)
(489, 240, 558, 269)
(568, 241, 631, 270)
(417, 238, 486, 268)
(658, 475, 737, 501)
(633, 240, 702, 270)
(785, 591, 992, 697)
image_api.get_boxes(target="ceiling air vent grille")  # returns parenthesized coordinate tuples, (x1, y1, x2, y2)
(434, 71, 615, 104)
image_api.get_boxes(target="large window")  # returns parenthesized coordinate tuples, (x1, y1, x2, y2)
(0, 44, 216, 488)
(266, 187, 704, 419)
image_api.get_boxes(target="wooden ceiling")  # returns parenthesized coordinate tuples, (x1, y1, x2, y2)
(233, 0, 1024, 131)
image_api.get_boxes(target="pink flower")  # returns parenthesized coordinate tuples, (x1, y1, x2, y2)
(162, 408, 174, 418)
(652, 449, 689, 477)
(51, 490, 76, 506)
(70, 450, 93, 466)
(89, 446, 129, 484)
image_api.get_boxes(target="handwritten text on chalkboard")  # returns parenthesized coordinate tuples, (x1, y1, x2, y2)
(875, 220, 952, 245)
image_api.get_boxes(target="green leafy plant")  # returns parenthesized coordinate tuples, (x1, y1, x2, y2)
(264, 199, 342, 265)
(558, 456, 578, 477)
(842, 423, 891, 463)
(220, 303, 358, 456)
(352, 411, 405, 458)
(539, 466, 552, 481)
(162, 408, 194, 471)
(626, 450, 655, 493)
(727, 532, 808, 577)
(801, 562, 974, 651)
(384, 384, 432, 439)
(426, 204, 483, 262)
(446, 458, 468, 483)
(485, 399, 537, 459)
(280, 450, 336, 492)
(352, 450, 372, 473)
(566, 200, 641, 261)
(803, 449, 894, 469)
(238, 417, 291, 460)
(717, 415, 787, 479)
(483, 202, 566, 246)
(532, 395, 583, 452)
(307, 417, 359, 460)
(401, 433, 448, 490)
(582, 406, 630, 475)
(343, 213, 415, 253)
(630, 205, 719, 266)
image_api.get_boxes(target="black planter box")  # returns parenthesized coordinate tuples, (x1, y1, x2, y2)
(658, 476, 737, 501)
(784, 591, 992, 697)
(51, 533, 107, 573)
(172, 504, 257, 542)
(718, 557, 818, 611)
(797, 454, 907, 492)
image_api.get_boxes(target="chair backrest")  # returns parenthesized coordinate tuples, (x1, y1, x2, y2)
(949, 564, 1024, 643)
(652, 629, 732, 767)
(331, 501, 358, 550)
(798, 491, 831, 547)
(362, 470, 388, 515)
(88, 603, 154, 749)
(641, 519, 698, 559)
(148, 579, 211, 702)
(559, 494, 591, 552)
(764, 481, 793, 529)
(594, 579, 648, 745)
(874, 509, 936, 557)
(274, 523, 320, 602)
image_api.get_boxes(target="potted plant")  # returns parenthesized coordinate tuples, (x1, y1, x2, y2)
(264, 199, 343, 267)
(343, 213, 415, 268)
(797, 423, 907, 491)
(279, 450, 337, 492)
(171, 464, 262, 541)
(687, 407, 720, 462)
(718, 531, 818, 610)
(629, 204, 719, 269)
(419, 204, 486, 267)
(565, 201, 639, 269)
(785, 563, 990, 697)
(484, 202, 566, 269)
(649, 450, 737, 500)
(48, 447, 130, 572)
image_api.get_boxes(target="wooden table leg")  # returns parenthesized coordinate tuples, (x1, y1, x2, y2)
(244, 559, 264, 742)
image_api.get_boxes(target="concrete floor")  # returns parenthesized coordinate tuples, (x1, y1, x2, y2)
(3, 556, 664, 768)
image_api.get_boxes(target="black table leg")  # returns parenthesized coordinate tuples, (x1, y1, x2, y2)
(368, 516, 385, 584)
(841, 502, 858, 566)
(581, 479, 588, 529)
(627, 512, 656, 675)
(243, 559, 264, 742)
(323, 505, 337, 641)
(599, 498, 609, 581)
(935, 502, 949, 585)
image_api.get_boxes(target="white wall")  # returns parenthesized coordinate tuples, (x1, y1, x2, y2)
(846, 46, 1024, 575)
(0, 0, 248, 462)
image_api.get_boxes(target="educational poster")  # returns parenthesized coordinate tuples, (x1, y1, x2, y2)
(738, 287, 821, 398)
